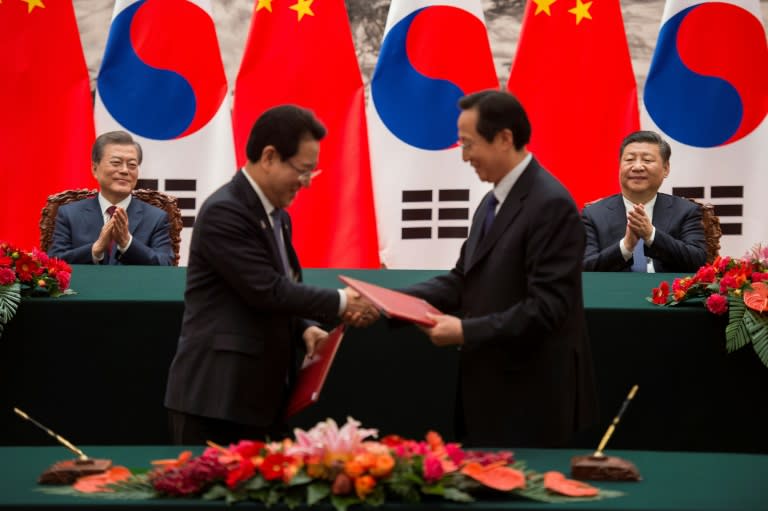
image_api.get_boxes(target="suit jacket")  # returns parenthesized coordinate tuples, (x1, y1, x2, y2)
(582, 193, 707, 272)
(164, 171, 340, 427)
(403, 157, 598, 447)
(48, 196, 173, 266)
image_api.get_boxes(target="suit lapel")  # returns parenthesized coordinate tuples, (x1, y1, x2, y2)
(605, 195, 627, 242)
(464, 191, 492, 269)
(126, 197, 143, 235)
(234, 172, 286, 275)
(651, 193, 673, 234)
(466, 161, 537, 272)
(83, 198, 103, 237)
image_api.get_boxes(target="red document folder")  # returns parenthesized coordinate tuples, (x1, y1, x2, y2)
(338, 275, 441, 327)
(285, 324, 345, 418)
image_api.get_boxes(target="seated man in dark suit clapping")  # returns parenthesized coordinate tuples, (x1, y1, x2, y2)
(48, 131, 173, 266)
(582, 130, 707, 272)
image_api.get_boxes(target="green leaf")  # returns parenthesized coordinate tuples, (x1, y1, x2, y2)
(286, 471, 311, 486)
(225, 490, 247, 504)
(365, 485, 386, 507)
(247, 487, 269, 503)
(745, 309, 768, 369)
(201, 484, 229, 501)
(725, 297, 750, 353)
(265, 487, 282, 506)
(243, 474, 266, 491)
(420, 483, 444, 496)
(330, 494, 360, 511)
(307, 481, 331, 506)
(0, 283, 21, 337)
(441, 487, 475, 502)
(283, 485, 306, 509)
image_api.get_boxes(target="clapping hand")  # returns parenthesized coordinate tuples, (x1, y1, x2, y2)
(110, 207, 131, 248)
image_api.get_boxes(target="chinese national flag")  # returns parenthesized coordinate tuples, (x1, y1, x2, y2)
(0, 0, 95, 249)
(232, 0, 379, 268)
(507, 0, 639, 208)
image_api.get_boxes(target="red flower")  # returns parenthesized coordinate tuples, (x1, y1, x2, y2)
(705, 294, 729, 315)
(719, 274, 740, 293)
(0, 255, 12, 268)
(752, 272, 768, 283)
(230, 440, 265, 459)
(694, 265, 717, 284)
(715, 256, 732, 274)
(32, 248, 49, 266)
(652, 281, 670, 305)
(225, 458, 255, 489)
(0, 268, 15, 286)
(422, 454, 444, 483)
(14, 253, 42, 282)
(259, 453, 297, 482)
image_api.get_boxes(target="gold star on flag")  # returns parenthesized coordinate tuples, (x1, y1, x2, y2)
(568, 0, 592, 24)
(289, 0, 314, 21)
(533, 0, 557, 16)
(256, 0, 272, 12)
(21, 0, 45, 13)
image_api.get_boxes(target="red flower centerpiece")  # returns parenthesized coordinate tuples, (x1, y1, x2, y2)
(649, 242, 768, 368)
(0, 241, 74, 336)
(48, 417, 623, 508)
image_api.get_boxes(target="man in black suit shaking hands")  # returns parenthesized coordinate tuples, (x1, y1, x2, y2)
(165, 105, 377, 444)
(403, 91, 598, 448)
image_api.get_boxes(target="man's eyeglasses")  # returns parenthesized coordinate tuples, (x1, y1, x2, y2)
(284, 159, 322, 183)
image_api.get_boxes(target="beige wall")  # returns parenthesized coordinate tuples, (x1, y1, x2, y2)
(74, 0, 768, 97)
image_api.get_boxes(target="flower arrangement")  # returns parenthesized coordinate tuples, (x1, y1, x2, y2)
(52, 418, 621, 508)
(0, 241, 73, 336)
(649, 243, 768, 368)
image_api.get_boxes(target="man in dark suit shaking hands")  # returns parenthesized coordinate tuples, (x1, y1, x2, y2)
(164, 105, 377, 444)
(582, 130, 707, 273)
(403, 90, 598, 447)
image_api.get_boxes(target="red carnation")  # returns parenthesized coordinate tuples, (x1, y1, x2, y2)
(705, 294, 728, 315)
(0, 268, 15, 286)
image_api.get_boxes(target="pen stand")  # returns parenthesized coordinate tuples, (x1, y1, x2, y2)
(38, 458, 112, 485)
(570, 454, 641, 481)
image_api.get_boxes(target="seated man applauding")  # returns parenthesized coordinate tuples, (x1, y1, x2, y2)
(582, 130, 706, 273)
(48, 131, 173, 266)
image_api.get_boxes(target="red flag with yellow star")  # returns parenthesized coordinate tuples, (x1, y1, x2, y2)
(232, 0, 379, 268)
(0, 0, 94, 249)
(507, 0, 639, 208)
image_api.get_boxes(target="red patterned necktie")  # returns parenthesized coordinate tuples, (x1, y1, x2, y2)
(106, 205, 117, 260)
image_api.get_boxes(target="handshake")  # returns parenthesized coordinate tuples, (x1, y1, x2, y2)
(340, 287, 380, 328)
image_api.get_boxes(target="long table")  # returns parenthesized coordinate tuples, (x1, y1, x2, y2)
(1, 446, 766, 511)
(1, 266, 766, 453)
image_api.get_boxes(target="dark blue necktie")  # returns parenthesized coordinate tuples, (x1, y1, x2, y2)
(270, 209, 293, 277)
(631, 241, 647, 272)
(481, 193, 498, 238)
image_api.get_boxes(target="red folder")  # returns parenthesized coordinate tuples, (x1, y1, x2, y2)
(284, 325, 345, 418)
(338, 275, 441, 327)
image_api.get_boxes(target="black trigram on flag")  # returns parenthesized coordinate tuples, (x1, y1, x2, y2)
(136, 178, 197, 228)
(401, 189, 471, 240)
(672, 185, 743, 235)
